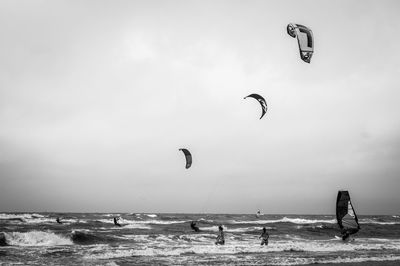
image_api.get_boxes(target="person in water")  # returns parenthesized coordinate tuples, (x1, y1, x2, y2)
(341, 228, 358, 241)
(190, 221, 200, 232)
(56, 217, 62, 224)
(342, 231, 350, 241)
(113, 217, 121, 227)
(215, 225, 225, 245)
(259, 227, 269, 246)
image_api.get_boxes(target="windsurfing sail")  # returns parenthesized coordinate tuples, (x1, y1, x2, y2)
(244, 94, 268, 119)
(179, 148, 192, 169)
(336, 190, 360, 235)
(287, 23, 314, 63)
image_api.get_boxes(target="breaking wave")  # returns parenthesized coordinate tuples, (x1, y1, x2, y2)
(0, 231, 72, 246)
(230, 217, 336, 225)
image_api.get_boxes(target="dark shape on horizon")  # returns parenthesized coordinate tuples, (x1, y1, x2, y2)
(113, 217, 122, 227)
(336, 190, 360, 241)
(190, 221, 200, 232)
(179, 148, 192, 169)
(56, 217, 63, 224)
(287, 23, 314, 63)
(244, 94, 267, 119)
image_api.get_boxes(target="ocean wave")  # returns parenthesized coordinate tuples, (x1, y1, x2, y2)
(95, 224, 152, 230)
(126, 219, 186, 225)
(359, 218, 400, 225)
(199, 225, 274, 233)
(95, 218, 183, 226)
(230, 217, 336, 225)
(101, 214, 121, 217)
(84, 249, 138, 260)
(70, 230, 119, 245)
(269, 255, 400, 265)
(0, 231, 72, 246)
(77, 233, 400, 262)
(82, 240, 400, 260)
(199, 218, 213, 222)
(0, 213, 45, 222)
(0, 213, 83, 225)
(123, 223, 152, 229)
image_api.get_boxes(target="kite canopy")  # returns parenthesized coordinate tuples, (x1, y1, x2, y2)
(244, 94, 268, 119)
(336, 190, 360, 235)
(179, 148, 192, 169)
(287, 23, 314, 63)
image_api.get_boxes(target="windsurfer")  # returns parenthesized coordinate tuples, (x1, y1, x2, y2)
(341, 231, 350, 241)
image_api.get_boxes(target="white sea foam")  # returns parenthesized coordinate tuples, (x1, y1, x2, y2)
(199, 225, 273, 233)
(227, 226, 274, 233)
(129, 219, 187, 225)
(359, 218, 400, 225)
(199, 218, 213, 222)
(81, 233, 400, 262)
(122, 223, 152, 229)
(198, 226, 224, 232)
(102, 214, 117, 217)
(270, 255, 400, 265)
(84, 232, 400, 259)
(230, 217, 336, 225)
(22, 217, 81, 225)
(0, 213, 84, 225)
(97, 218, 185, 225)
(0, 213, 44, 221)
(2, 231, 73, 246)
(146, 214, 157, 218)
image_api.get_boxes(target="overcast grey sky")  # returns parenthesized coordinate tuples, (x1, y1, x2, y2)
(1, 0, 399, 214)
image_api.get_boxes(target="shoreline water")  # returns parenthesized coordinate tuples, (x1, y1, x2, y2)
(305, 262, 399, 266)
(1, 212, 400, 265)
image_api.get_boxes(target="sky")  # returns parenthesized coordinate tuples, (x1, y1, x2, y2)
(1, 0, 400, 214)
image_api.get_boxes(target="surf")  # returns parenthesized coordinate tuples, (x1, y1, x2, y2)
(0, 231, 73, 246)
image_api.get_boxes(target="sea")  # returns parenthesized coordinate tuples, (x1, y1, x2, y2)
(1, 213, 400, 265)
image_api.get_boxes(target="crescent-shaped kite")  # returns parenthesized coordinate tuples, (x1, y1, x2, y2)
(244, 94, 268, 119)
(179, 148, 192, 169)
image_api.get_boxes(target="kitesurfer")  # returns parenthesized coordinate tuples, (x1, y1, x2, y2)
(113, 217, 121, 227)
(56, 217, 62, 224)
(190, 221, 200, 232)
(259, 227, 269, 246)
(215, 225, 225, 245)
